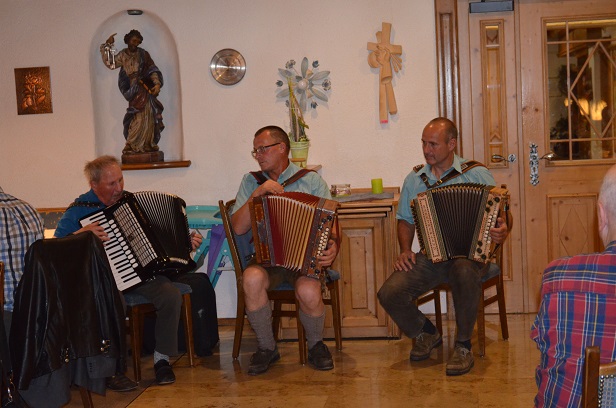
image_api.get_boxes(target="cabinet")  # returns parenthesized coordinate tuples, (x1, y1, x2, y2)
(331, 188, 399, 338)
(279, 187, 400, 339)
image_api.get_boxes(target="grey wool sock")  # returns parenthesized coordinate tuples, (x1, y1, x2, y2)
(246, 303, 276, 351)
(299, 309, 325, 350)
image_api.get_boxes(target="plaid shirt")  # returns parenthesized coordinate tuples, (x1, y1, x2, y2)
(531, 241, 616, 408)
(0, 188, 44, 312)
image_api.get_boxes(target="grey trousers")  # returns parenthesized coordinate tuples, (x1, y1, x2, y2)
(128, 275, 182, 356)
(377, 253, 488, 342)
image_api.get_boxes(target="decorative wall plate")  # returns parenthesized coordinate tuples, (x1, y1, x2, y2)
(210, 49, 246, 85)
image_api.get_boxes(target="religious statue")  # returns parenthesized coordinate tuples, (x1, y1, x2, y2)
(100, 29, 165, 163)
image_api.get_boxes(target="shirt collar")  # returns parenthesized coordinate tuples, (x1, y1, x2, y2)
(263, 160, 298, 183)
(417, 154, 463, 180)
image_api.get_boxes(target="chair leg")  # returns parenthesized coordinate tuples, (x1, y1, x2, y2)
(232, 292, 245, 360)
(295, 299, 307, 364)
(496, 282, 509, 340)
(330, 280, 343, 351)
(477, 295, 487, 357)
(78, 386, 94, 408)
(433, 289, 443, 335)
(272, 300, 283, 341)
(181, 293, 195, 367)
(129, 307, 142, 383)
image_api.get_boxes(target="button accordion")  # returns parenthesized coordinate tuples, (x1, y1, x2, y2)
(79, 191, 196, 291)
(249, 192, 338, 280)
(411, 183, 509, 263)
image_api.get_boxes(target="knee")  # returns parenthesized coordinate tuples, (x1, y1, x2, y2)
(295, 279, 322, 309)
(242, 266, 268, 295)
(159, 283, 182, 311)
(377, 276, 397, 307)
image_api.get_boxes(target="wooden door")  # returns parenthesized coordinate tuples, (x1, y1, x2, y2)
(452, 0, 616, 313)
(456, 1, 526, 312)
(518, 1, 616, 311)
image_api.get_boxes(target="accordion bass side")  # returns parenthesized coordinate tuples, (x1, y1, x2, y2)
(249, 192, 338, 280)
(411, 184, 509, 263)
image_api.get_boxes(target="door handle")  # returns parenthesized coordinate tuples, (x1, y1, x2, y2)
(529, 143, 554, 186)
(491, 154, 517, 163)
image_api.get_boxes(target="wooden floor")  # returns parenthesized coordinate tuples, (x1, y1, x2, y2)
(69, 313, 540, 407)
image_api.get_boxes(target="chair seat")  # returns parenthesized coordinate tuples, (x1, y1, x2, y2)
(272, 270, 341, 291)
(124, 281, 192, 306)
(483, 262, 500, 281)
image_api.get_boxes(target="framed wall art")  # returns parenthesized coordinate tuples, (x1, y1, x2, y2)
(14, 66, 53, 115)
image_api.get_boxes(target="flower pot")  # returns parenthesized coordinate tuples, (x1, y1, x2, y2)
(289, 141, 309, 168)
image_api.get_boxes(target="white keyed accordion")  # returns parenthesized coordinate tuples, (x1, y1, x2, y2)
(411, 183, 509, 263)
(79, 191, 196, 291)
(249, 192, 338, 280)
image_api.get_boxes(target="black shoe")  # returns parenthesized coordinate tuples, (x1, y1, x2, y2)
(308, 341, 334, 371)
(106, 374, 138, 392)
(248, 347, 280, 375)
(154, 360, 176, 385)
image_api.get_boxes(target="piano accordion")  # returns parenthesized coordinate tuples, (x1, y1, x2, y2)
(79, 191, 196, 291)
(411, 183, 509, 263)
(249, 192, 338, 280)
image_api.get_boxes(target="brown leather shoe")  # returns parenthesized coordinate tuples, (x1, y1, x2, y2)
(410, 331, 442, 361)
(446, 345, 474, 376)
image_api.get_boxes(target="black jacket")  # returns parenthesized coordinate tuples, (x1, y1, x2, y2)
(9, 232, 126, 406)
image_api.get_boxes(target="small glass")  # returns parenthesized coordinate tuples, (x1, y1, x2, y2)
(330, 184, 351, 197)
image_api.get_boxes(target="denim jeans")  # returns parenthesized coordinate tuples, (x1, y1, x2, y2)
(377, 253, 488, 342)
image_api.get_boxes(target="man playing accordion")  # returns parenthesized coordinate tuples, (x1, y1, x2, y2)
(231, 125, 339, 375)
(378, 117, 511, 376)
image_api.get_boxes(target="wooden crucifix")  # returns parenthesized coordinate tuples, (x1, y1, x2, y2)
(367, 22, 402, 124)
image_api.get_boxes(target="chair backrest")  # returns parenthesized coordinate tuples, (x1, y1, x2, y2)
(583, 346, 616, 407)
(218, 200, 245, 287)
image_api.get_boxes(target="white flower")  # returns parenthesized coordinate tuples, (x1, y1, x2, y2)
(276, 57, 331, 112)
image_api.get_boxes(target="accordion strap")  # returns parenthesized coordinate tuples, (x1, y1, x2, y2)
(414, 160, 485, 189)
(250, 168, 316, 188)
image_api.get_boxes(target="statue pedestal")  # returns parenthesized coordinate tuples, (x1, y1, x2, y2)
(122, 151, 164, 164)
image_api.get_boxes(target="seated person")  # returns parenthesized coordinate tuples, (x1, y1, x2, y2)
(230, 125, 339, 375)
(377, 117, 510, 376)
(0, 187, 44, 338)
(531, 163, 616, 407)
(55, 155, 202, 388)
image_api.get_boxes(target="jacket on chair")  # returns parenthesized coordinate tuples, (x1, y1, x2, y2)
(9, 232, 126, 407)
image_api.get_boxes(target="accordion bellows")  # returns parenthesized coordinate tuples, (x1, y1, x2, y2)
(249, 192, 338, 280)
(411, 183, 509, 263)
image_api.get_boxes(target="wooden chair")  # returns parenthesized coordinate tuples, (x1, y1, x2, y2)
(583, 346, 616, 408)
(124, 282, 195, 383)
(219, 199, 342, 364)
(415, 191, 510, 357)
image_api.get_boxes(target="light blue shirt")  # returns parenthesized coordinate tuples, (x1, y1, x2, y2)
(232, 161, 331, 214)
(397, 155, 495, 224)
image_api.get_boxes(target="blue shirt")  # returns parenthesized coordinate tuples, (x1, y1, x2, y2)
(232, 161, 331, 213)
(0, 188, 44, 312)
(397, 154, 495, 224)
(54, 190, 107, 238)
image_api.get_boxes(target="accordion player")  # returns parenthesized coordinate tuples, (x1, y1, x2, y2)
(79, 191, 196, 291)
(249, 192, 339, 281)
(411, 183, 509, 264)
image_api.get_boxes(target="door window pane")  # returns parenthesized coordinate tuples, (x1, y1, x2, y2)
(546, 18, 616, 162)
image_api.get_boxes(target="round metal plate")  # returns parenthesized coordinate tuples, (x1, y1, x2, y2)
(210, 49, 246, 86)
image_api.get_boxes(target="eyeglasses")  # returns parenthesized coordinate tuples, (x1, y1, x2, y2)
(251, 142, 281, 158)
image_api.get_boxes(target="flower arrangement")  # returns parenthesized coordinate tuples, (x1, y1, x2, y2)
(276, 58, 331, 142)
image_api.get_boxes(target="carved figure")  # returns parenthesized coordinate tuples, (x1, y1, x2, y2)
(367, 22, 403, 124)
(100, 30, 164, 161)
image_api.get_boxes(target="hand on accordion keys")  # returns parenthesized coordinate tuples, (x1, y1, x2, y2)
(75, 221, 110, 242)
(316, 238, 339, 268)
(489, 215, 509, 245)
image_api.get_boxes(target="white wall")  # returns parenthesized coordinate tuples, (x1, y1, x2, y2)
(0, 0, 435, 208)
